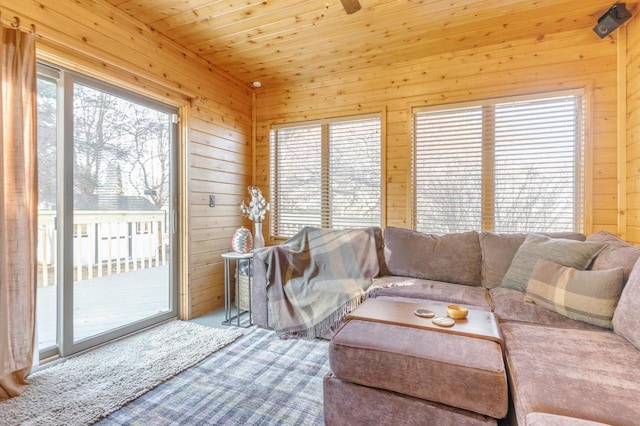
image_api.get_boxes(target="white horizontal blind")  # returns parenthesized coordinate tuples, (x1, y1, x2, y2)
(413, 92, 583, 234)
(270, 124, 322, 238)
(413, 106, 483, 233)
(271, 115, 382, 239)
(494, 96, 580, 232)
(329, 118, 381, 228)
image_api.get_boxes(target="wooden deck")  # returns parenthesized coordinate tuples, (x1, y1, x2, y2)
(37, 265, 171, 350)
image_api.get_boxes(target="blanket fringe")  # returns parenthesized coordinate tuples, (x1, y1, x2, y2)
(278, 292, 366, 340)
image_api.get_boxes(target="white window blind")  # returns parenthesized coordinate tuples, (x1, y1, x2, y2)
(271, 124, 323, 238)
(270, 115, 381, 239)
(413, 92, 583, 234)
(414, 106, 484, 233)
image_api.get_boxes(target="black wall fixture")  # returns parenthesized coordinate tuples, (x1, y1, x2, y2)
(593, 3, 632, 38)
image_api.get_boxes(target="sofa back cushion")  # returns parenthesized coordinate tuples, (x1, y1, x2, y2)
(613, 257, 640, 349)
(587, 231, 640, 284)
(524, 259, 624, 329)
(479, 232, 586, 289)
(383, 227, 481, 286)
(500, 234, 605, 293)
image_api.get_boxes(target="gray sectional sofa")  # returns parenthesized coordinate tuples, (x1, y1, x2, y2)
(252, 226, 640, 425)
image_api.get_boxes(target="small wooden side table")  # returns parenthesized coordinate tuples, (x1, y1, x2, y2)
(221, 252, 253, 327)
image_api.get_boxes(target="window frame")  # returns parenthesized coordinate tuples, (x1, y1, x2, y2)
(269, 112, 385, 240)
(412, 89, 586, 234)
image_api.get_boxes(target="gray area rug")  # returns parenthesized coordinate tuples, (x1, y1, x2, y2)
(100, 327, 330, 425)
(0, 321, 243, 426)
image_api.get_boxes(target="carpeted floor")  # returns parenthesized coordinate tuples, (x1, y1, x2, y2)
(99, 327, 330, 425)
(0, 321, 243, 426)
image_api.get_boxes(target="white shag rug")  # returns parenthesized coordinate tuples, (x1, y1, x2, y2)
(0, 320, 243, 426)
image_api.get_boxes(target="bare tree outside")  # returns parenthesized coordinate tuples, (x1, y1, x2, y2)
(73, 85, 131, 197)
(119, 106, 171, 209)
(72, 84, 171, 209)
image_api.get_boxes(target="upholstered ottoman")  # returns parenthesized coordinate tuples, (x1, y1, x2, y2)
(324, 319, 508, 425)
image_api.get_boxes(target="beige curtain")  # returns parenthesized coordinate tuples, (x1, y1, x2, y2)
(0, 21, 38, 400)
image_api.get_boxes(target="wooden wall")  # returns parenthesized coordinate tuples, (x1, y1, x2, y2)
(627, 16, 640, 243)
(255, 29, 619, 239)
(1, 0, 253, 319)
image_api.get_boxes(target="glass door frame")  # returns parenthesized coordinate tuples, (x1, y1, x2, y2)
(39, 63, 179, 360)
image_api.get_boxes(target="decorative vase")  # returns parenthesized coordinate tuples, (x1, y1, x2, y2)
(253, 221, 265, 249)
(231, 226, 253, 253)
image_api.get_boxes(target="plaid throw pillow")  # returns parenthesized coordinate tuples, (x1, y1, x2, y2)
(524, 259, 624, 329)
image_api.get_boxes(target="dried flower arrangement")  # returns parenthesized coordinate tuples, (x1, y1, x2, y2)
(240, 186, 270, 223)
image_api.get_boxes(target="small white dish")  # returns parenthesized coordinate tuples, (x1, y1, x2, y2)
(432, 317, 455, 327)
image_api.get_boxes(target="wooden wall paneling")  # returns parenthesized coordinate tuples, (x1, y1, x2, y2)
(627, 14, 640, 243)
(257, 29, 612, 103)
(258, 56, 615, 114)
(0, 1, 253, 319)
(252, 90, 259, 188)
(188, 100, 251, 317)
(256, 28, 617, 238)
(618, 25, 628, 239)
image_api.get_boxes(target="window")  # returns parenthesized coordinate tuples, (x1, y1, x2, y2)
(413, 91, 584, 234)
(270, 114, 382, 239)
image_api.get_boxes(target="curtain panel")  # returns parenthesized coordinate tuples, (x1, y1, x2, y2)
(0, 21, 38, 400)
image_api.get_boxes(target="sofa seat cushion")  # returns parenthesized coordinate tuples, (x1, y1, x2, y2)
(502, 322, 640, 425)
(489, 287, 603, 330)
(329, 319, 508, 419)
(368, 276, 492, 309)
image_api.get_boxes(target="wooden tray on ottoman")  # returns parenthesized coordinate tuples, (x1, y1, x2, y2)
(346, 298, 504, 350)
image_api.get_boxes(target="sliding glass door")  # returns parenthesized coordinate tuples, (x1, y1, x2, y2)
(37, 64, 179, 359)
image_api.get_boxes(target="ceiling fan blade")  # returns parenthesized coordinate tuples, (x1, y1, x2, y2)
(340, 0, 362, 14)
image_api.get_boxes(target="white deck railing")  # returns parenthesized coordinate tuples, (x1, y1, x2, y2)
(38, 210, 168, 286)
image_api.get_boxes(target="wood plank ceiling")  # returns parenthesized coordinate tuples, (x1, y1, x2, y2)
(105, 0, 628, 88)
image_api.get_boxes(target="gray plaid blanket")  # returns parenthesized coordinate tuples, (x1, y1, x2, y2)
(255, 227, 381, 338)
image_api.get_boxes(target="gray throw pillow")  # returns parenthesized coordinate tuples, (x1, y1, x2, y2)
(501, 234, 606, 292)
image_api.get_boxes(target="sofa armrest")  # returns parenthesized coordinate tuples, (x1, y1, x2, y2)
(252, 250, 271, 329)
